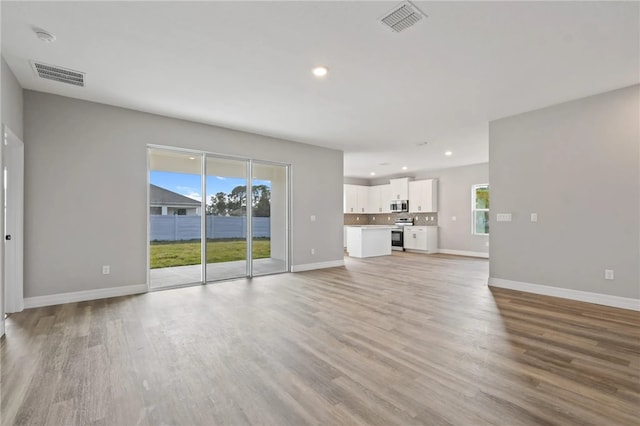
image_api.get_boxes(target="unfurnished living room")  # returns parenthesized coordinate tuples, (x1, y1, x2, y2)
(1, 1, 639, 425)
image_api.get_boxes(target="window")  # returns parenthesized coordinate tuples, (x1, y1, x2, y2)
(472, 184, 489, 235)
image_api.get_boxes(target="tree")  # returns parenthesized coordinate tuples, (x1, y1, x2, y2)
(253, 185, 271, 217)
(227, 185, 247, 216)
(207, 184, 271, 217)
(207, 192, 228, 216)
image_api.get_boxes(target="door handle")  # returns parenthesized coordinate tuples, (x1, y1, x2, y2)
(5, 235, 11, 241)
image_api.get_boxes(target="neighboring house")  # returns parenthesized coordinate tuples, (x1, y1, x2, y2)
(150, 184, 201, 216)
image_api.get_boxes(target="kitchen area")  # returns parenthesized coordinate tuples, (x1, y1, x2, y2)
(344, 177, 439, 258)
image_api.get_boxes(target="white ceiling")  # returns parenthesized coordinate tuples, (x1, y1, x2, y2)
(2, 1, 638, 178)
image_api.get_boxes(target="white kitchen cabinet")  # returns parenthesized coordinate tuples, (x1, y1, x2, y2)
(380, 184, 391, 212)
(403, 226, 438, 253)
(367, 184, 391, 213)
(409, 179, 438, 212)
(344, 184, 368, 213)
(344, 226, 348, 248)
(356, 186, 368, 213)
(346, 226, 394, 258)
(389, 177, 411, 200)
(344, 184, 358, 213)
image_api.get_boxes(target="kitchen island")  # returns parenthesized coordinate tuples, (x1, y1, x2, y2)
(345, 226, 395, 258)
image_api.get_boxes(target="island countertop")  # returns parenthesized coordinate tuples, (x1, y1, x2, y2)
(345, 226, 392, 258)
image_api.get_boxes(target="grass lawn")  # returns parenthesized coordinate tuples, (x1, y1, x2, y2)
(150, 238, 271, 269)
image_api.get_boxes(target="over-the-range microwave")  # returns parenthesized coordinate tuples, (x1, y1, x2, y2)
(390, 200, 408, 212)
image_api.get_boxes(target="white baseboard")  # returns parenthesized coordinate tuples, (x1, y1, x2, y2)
(24, 284, 148, 309)
(291, 260, 345, 272)
(438, 249, 489, 259)
(488, 277, 640, 311)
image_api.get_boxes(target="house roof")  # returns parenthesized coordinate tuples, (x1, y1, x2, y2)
(150, 184, 200, 207)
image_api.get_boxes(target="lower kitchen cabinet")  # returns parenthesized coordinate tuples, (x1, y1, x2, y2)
(403, 226, 438, 253)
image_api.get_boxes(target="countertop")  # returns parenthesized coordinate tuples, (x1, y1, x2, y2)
(344, 225, 397, 229)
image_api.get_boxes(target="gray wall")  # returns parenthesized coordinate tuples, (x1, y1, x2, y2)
(415, 163, 489, 254)
(23, 91, 344, 298)
(343, 177, 370, 185)
(489, 85, 639, 299)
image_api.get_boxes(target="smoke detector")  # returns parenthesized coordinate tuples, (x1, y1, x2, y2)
(34, 29, 56, 43)
(380, 1, 427, 33)
(31, 61, 85, 87)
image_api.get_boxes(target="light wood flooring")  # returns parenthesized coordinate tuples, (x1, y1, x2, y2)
(2, 252, 639, 425)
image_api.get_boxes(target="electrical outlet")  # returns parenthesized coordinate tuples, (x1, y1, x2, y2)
(311, 248, 315, 255)
(372, 216, 376, 221)
(102, 265, 110, 275)
(310, 215, 316, 222)
(530, 213, 538, 222)
(605, 269, 614, 280)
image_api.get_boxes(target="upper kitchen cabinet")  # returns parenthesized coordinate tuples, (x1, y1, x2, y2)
(409, 179, 438, 212)
(389, 177, 411, 200)
(344, 184, 369, 213)
(367, 184, 391, 213)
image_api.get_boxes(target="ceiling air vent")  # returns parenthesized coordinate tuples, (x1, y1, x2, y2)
(380, 1, 426, 33)
(31, 61, 85, 87)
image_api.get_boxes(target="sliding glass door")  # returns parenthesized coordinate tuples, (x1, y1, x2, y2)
(148, 146, 289, 289)
(251, 161, 288, 276)
(149, 149, 203, 289)
(205, 156, 249, 281)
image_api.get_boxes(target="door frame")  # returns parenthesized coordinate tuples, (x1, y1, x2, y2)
(146, 144, 291, 290)
(3, 124, 24, 314)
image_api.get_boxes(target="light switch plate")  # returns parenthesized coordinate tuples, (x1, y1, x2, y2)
(496, 213, 512, 222)
(530, 213, 538, 222)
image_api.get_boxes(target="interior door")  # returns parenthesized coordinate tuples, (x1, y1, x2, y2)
(3, 125, 24, 313)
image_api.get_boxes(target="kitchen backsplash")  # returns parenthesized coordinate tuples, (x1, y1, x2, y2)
(344, 213, 438, 226)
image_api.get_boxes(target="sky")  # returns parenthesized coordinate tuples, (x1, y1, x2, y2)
(150, 171, 270, 202)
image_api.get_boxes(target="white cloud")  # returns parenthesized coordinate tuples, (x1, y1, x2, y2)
(176, 185, 197, 192)
(185, 192, 202, 202)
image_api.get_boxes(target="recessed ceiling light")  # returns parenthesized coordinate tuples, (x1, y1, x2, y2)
(35, 29, 56, 43)
(445, 151, 453, 156)
(188, 157, 196, 160)
(370, 172, 376, 176)
(312, 66, 328, 77)
(402, 166, 408, 170)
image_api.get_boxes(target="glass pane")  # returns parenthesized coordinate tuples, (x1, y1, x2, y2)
(475, 211, 489, 235)
(149, 149, 203, 289)
(251, 162, 288, 276)
(475, 185, 489, 209)
(205, 156, 248, 281)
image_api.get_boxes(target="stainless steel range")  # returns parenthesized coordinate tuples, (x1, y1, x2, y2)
(391, 217, 414, 251)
